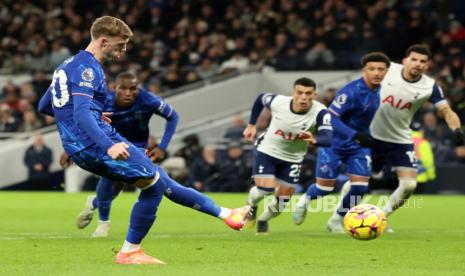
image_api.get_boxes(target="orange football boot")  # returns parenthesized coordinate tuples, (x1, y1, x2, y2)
(115, 248, 166, 265)
(224, 205, 252, 231)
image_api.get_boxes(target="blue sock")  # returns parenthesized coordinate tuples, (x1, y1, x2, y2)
(93, 178, 114, 221)
(305, 183, 334, 200)
(337, 184, 368, 217)
(159, 168, 221, 217)
(126, 176, 165, 244)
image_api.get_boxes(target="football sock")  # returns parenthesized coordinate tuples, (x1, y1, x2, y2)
(159, 168, 222, 218)
(305, 183, 334, 200)
(218, 208, 232, 219)
(92, 177, 113, 221)
(336, 182, 368, 217)
(125, 176, 165, 245)
(383, 178, 417, 216)
(121, 240, 140, 253)
(247, 186, 274, 207)
(258, 196, 290, 222)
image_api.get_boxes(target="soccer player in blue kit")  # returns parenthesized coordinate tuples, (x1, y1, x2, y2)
(67, 72, 250, 237)
(37, 16, 248, 265)
(293, 52, 391, 232)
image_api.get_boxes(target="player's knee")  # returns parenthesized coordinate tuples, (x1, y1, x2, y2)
(134, 172, 160, 190)
(399, 178, 417, 192)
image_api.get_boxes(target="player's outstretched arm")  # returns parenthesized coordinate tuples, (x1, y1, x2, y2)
(157, 106, 179, 158)
(244, 93, 275, 142)
(73, 94, 129, 159)
(38, 88, 55, 117)
(148, 93, 179, 161)
(437, 104, 464, 146)
(329, 111, 374, 147)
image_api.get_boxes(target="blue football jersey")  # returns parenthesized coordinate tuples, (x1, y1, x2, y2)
(104, 89, 175, 148)
(48, 50, 115, 154)
(328, 77, 380, 151)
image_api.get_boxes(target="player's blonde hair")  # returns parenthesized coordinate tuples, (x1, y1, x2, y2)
(90, 16, 133, 40)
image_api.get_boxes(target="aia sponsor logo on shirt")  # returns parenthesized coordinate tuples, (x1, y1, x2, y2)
(382, 95, 413, 110)
(274, 129, 306, 141)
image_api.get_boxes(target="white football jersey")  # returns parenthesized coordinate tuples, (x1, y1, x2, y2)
(370, 62, 448, 144)
(256, 95, 330, 163)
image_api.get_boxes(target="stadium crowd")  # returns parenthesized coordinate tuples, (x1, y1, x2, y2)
(1, 0, 465, 180)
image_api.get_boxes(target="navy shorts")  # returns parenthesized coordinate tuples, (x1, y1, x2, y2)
(253, 150, 302, 186)
(70, 134, 157, 184)
(371, 138, 418, 172)
(316, 147, 372, 179)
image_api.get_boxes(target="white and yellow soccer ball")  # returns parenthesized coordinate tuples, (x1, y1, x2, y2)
(343, 204, 387, 240)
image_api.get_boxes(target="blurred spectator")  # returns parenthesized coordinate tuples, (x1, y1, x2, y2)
(216, 141, 251, 192)
(31, 70, 51, 100)
(0, 105, 20, 132)
(3, 82, 21, 112)
(305, 42, 335, 69)
(219, 51, 250, 73)
(317, 88, 337, 107)
(18, 110, 43, 132)
(422, 111, 451, 145)
(175, 134, 203, 167)
(48, 40, 71, 70)
(23, 135, 53, 190)
(196, 58, 219, 80)
(190, 145, 219, 191)
(224, 115, 246, 139)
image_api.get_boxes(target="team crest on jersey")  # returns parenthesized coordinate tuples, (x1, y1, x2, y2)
(82, 68, 94, 82)
(336, 94, 347, 105)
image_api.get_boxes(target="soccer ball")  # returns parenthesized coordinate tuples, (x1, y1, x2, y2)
(343, 204, 387, 240)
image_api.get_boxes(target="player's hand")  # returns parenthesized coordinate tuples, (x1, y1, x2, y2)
(149, 147, 165, 162)
(453, 128, 465, 146)
(243, 124, 257, 142)
(299, 131, 316, 144)
(59, 152, 73, 168)
(107, 142, 130, 160)
(102, 112, 113, 125)
(354, 132, 375, 148)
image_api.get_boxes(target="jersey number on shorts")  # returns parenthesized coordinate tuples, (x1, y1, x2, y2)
(289, 164, 302, 177)
(51, 69, 70, 107)
(405, 151, 418, 164)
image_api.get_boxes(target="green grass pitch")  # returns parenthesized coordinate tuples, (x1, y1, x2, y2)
(1, 192, 465, 275)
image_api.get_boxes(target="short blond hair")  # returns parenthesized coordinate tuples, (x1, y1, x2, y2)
(90, 16, 133, 40)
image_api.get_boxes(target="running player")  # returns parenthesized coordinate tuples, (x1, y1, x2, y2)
(292, 52, 391, 232)
(329, 45, 464, 232)
(243, 77, 333, 234)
